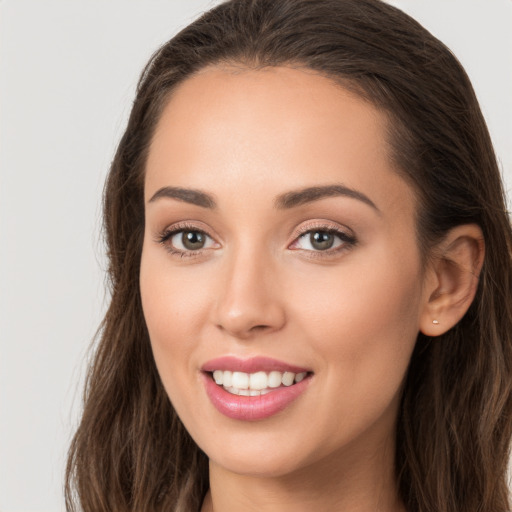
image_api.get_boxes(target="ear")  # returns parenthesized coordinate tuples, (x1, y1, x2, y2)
(420, 224, 485, 336)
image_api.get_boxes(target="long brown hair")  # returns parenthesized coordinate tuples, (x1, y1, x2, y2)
(65, 1, 512, 510)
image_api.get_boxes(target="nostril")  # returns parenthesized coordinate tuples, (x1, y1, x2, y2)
(250, 325, 270, 332)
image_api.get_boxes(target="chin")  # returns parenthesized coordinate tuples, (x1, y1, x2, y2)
(209, 449, 309, 478)
(195, 424, 330, 479)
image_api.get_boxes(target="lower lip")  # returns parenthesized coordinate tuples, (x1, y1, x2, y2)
(202, 372, 312, 421)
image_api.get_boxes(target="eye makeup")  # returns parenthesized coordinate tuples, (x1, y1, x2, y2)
(154, 219, 358, 260)
(289, 221, 357, 259)
(155, 221, 217, 258)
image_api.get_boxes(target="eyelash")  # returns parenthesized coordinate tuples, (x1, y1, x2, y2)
(291, 223, 357, 259)
(156, 222, 214, 259)
(155, 221, 357, 259)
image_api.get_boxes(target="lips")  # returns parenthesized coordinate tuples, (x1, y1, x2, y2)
(202, 355, 310, 374)
(201, 356, 313, 421)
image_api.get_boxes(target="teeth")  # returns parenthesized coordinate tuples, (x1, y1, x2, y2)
(249, 371, 268, 390)
(295, 372, 306, 383)
(268, 371, 282, 388)
(213, 370, 223, 385)
(282, 371, 295, 386)
(231, 371, 249, 389)
(223, 370, 232, 387)
(212, 370, 309, 396)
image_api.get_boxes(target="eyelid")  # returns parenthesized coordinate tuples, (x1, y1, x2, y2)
(154, 221, 220, 258)
(154, 219, 357, 258)
(289, 220, 355, 241)
(288, 220, 357, 255)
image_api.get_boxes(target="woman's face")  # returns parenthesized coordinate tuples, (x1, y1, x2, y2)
(141, 66, 428, 478)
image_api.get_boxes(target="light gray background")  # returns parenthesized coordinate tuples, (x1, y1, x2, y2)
(1, 1, 511, 511)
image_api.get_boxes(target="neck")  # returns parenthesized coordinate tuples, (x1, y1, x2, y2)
(201, 432, 405, 512)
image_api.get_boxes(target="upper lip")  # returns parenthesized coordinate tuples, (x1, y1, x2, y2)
(201, 356, 311, 374)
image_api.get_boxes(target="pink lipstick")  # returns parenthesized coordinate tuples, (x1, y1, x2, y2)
(201, 356, 312, 421)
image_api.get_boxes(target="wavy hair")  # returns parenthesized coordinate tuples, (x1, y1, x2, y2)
(66, 0, 512, 510)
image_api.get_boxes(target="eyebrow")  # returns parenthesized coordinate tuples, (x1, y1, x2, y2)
(274, 184, 380, 212)
(148, 186, 217, 208)
(148, 184, 379, 213)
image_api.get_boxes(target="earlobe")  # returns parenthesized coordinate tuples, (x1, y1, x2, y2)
(419, 224, 485, 337)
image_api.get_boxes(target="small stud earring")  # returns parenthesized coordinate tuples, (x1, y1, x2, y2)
(432, 320, 440, 325)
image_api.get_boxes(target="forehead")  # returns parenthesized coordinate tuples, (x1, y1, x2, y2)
(145, 65, 414, 217)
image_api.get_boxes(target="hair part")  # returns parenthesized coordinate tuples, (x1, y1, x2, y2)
(66, 1, 512, 510)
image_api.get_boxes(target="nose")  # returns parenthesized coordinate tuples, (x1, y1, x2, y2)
(212, 247, 286, 340)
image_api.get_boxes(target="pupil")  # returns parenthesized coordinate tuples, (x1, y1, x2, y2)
(182, 231, 205, 250)
(310, 231, 334, 250)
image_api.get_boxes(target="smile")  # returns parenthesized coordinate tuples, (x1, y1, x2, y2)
(201, 357, 313, 421)
(211, 370, 308, 396)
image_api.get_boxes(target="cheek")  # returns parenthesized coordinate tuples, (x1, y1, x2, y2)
(140, 234, 215, 335)
(285, 246, 423, 417)
(139, 244, 212, 399)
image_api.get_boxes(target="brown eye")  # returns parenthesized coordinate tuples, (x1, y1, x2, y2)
(158, 227, 217, 255)
(181, 231, 206, 250)
(309, 231, 335, 250)
(291, 226, 357, 254)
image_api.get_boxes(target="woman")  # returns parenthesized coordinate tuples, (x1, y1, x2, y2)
(65, 0, 512, 510)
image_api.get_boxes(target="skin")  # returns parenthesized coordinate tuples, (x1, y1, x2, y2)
(140, 66, 482, 511)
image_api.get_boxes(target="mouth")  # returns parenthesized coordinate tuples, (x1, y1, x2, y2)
(201, 356, 313, 421)
(207, 369, 311, 396)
